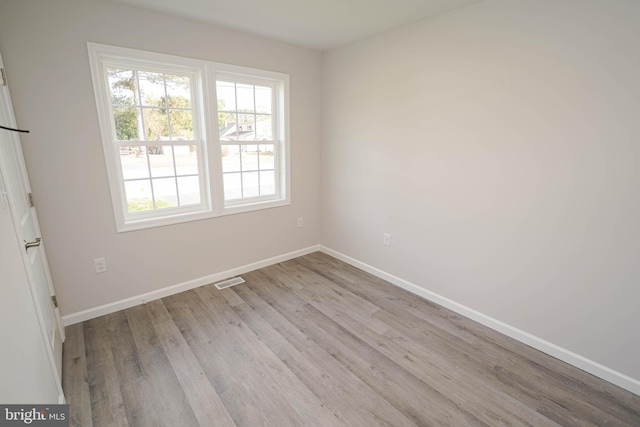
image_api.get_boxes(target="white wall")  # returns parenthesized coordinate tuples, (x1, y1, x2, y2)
(321, 0, 640, 382)
(0, 0, 321, 316)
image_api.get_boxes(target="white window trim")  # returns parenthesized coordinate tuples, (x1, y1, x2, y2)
(87, 43, 290, 232)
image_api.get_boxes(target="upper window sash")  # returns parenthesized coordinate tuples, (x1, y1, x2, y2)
(216, 72, 282, 145)
(102, 64, 202, 144)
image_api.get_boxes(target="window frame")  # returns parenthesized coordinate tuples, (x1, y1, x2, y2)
(87, 43, 290, 232)
(215, 72, 286, 210)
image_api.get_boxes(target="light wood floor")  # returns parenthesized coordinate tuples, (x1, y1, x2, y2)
(63, 252, 640, 426)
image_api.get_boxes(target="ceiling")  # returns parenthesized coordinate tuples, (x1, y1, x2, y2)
(109, 0, 485, 51)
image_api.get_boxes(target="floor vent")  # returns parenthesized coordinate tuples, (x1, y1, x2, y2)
(214, 277, 245, 290)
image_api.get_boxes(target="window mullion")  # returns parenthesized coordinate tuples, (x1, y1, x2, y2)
(172, 148, 180, 207)
(252, 85, 261, 195)
(239, 143, 244, 199)
(164, 72, 172, 140)
(162, 73, 182, 207)
(143, 147, 157, 209)
(134, 70, 145, 141)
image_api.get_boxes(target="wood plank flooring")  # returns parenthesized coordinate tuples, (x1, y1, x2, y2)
(62, 252, 640, 426)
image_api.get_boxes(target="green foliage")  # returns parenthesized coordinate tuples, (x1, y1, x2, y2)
(127, 198, 175, 212)
(113, 102, 137, 141)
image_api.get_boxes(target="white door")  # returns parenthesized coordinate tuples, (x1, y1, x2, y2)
(0, 52, 65, 400)
(0, 172, 62, 404)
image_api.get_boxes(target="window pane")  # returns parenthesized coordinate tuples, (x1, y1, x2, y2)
(260, 170, 275, 195)
(221, 145, 240, 172)
(216, 81, 236, 111)
(169, 109, 193, 140)
(259, 146, 275, 170)
(219, 112, 237, 141)
(177, 176, 201, 206)
(238, 114, 255, 140)
(138, 71, 166, 107)
(241, 145, 258, 171)
(242, 171, 259, 198)
(149, 145, 174, 177)
(223, 173, 242, 200)
(121, 146, 149, 179)
(256, 114, 272, 140)
(125, 179, 153, 212)
(113, 107, 140, 141)
(236, 83, 254, 112)
(165, 74, 191, 109)
(175, 145, 198, 175)
(255, 86, 272, 114)
(142, 108, 169, 140)
(152, 178, 178, 209)
(108, 69, 135, 106)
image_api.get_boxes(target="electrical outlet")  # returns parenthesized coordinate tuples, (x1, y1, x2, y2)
(297, 217, 304, 228)
(383, 233, 391, 246)
(94, 257, 107, 273)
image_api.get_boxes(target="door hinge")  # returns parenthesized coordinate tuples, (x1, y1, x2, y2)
(28, 192, 34, 207)
(51, 295, 58, 309)
(0, 68, 7, 86)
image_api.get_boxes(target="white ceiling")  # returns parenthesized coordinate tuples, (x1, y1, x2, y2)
(109, 0, 485, 51)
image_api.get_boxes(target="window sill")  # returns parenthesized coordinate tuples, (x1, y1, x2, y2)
(116, 198, 290, 232)
(117, 208, 216, 232)
(220, 198, 291, 217)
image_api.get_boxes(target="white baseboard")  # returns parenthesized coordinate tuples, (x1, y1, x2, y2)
(319, 245, 640, 397)
(62, 245, 321, 326)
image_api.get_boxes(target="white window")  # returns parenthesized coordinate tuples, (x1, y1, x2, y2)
(88, 43, 289, 231)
